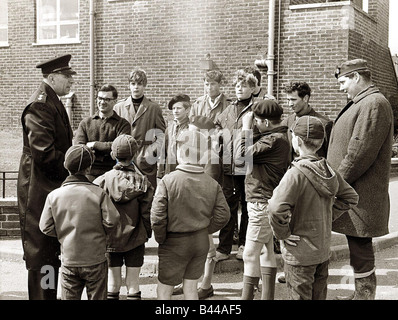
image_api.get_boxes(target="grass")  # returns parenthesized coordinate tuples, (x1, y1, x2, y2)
(0, 130, 22, 198)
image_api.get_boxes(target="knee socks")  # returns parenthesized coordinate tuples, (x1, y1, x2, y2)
(241, 275, 260, 300)
(261, 267, 277, 300)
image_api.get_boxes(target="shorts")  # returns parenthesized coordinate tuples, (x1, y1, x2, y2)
(158, 229, 209, 286)
(246, 201, 273, 244)
(107, 244, 145, 268)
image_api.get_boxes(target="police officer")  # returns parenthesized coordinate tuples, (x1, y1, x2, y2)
(17, 54, 75, 300)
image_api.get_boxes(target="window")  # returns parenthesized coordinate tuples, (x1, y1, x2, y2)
(36, 0, 79, 44)
(0, 0, 8, 46)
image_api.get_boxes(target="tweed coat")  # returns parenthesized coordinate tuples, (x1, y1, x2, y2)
(113, 96, 166, 177)
(17, 81, 73, 270)
(327, 85, 393, 237)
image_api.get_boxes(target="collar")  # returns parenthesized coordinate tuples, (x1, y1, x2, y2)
(62, 174, 92, 186)
(92, 111, 119, 120)
(176, 164, 205, 173)
(173, 116, 189, 127)
(207, 93, 222, 109)
(352, 85, 379, 104)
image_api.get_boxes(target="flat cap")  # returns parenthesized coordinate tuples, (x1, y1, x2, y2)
(36, 54, 76, 75)
(111, 134, 139, 159)
(64, 145, 95, 174)
(189, 115, 216, 130)
(334, 59, 369, 79)
(252, 99, 283, 120)
(291, 116, 325, 140)
(168, 94, 191, 110)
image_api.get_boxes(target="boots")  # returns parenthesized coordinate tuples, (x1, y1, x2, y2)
(336, 272, 376, 300)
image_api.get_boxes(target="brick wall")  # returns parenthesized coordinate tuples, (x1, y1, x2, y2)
(0, 0, 397, 132)
(0, 199, 20, 237)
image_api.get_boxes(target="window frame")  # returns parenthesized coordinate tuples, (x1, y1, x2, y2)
(0, 0, 8, 46)
(35, 0, 80, 45)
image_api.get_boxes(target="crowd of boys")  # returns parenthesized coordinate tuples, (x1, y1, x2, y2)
(18, 54, 393, 301)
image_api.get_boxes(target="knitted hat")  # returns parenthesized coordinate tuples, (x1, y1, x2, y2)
(111, 134, 139, 159)
(189, 115, 216, 130)
(252, 99, 283, 120)
(334, 59, 369, 79)
(291, 116, 325, 140)
(64, 145, 95, 174)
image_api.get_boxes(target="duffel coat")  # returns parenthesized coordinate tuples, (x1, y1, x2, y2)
(327, 85, 393, 237)
(17, 81, 73, 270)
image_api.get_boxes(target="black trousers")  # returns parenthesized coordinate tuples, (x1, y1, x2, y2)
(346, 235, 375, 274)
(28, 267, 59, 300)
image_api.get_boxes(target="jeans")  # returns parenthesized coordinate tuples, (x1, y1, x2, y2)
(61, 261, 108, 300)
(346, 235, 375, 275)
(285, 260, 329, 300)
(217, 174, 248, 254)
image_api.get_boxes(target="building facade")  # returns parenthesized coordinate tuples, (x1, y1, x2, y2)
(0, 0, 397, 131)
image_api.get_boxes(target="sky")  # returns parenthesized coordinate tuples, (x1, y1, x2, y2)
(389, 0, 398, 55)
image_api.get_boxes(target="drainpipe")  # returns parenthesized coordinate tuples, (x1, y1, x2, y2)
(89, 0, 95, 116)
(266, 0, 276, 97)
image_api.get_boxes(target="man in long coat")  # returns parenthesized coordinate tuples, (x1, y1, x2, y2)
(328, 59, 394, 300)
(17, 55, 75, 300)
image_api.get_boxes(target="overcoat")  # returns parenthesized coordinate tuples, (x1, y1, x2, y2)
(17, 81, 73, 270)
(327, 85, 393, 237)
(113, 96, 166, 176)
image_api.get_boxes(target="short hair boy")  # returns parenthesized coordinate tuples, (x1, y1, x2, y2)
(151, 130, 230, 300)
(240, 99, 290, 300)
(39, 145, 120, 300)
(189, 70, 230, 123)
(267, 116, 359, 300)
(93, 134, 154, 300)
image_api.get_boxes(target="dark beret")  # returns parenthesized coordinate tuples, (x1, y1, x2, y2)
(252, 99, 283, 120)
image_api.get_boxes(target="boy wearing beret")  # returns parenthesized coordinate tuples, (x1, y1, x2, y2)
(267, 116, 359, 300)
(158, 94, 191, 179)
(94, 134, 154, 300)
(239, 100, 290, 300)
(39, 145, 121, 300)
(151, 130, 230, 300)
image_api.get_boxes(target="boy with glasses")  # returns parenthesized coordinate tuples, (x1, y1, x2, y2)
(75, 84, 131, 181)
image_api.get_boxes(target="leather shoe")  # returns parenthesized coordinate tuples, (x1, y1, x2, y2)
(198, 286, 214, 300)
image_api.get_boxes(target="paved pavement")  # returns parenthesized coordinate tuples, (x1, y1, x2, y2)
(1, 177, 398, 300)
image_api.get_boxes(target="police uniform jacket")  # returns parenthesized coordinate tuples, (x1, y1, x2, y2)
(17, 81, 73, 270)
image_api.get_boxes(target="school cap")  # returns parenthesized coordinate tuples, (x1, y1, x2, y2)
(252, 99, 283, 120)
(291, 116, 325, 140)
(334, 59, 369, 79)
(111, 134, 139, 159)
(64, 145, 95, 174)
(189, 115, 216, 130)
(36, 54, 77, 75)
(168, 94, 191, 110)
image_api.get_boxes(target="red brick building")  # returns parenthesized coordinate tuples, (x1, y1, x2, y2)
(0, 0, 397, 131)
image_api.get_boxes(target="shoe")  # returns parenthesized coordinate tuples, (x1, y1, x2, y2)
(107, 291, 119, 300)
(172, 283, 184, 295)
(277, 274, 286, 283)
(236, 245, 244, 260)
(215, 251, 229, 262)
(198, 286, 214, 300)
(127, 291, 141, 300)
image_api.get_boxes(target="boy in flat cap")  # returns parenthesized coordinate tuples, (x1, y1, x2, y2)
(239, 100, 290, 300)
(328, 58, 394, 300)
(94, 134, 154, 300)
(39, 145, 120, 300)
(267, 116, 359, 300)
(151, 130, 230, 300)
(17, 54, 76, 300)
(158, 94, 191, 179)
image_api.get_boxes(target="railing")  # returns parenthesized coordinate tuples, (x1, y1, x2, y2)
(0, 171, 18, 198)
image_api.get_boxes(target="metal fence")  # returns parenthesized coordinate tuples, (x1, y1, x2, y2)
(0, 171, 18, 198)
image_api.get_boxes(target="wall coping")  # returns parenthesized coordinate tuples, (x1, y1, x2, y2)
(0, 197, 17, 206)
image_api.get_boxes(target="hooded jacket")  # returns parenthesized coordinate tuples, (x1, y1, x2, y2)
(268, 155, 359, 266)
(93, 163, 154, 252)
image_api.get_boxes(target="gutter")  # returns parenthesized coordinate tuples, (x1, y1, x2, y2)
(89, 0, 95, 116)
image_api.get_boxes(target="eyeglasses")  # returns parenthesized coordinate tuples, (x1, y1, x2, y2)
(97, 97, 115, 102)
